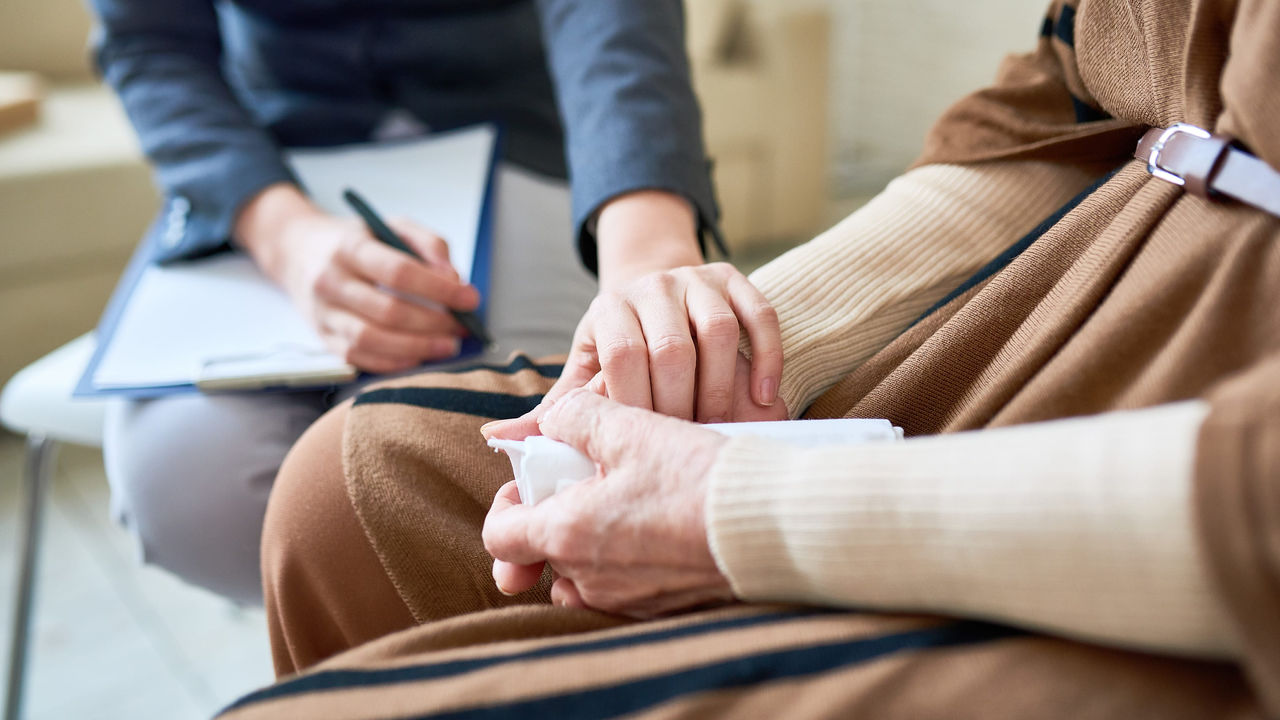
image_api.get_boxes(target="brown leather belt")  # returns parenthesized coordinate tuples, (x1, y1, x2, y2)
(1134, 123, 1280, 219)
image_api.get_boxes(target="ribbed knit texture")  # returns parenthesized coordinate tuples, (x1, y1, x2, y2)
(312, 0, 1280, 714)
(746, 161, 1095, 416)
(343, 362, 561, 624)
(706, 401, 1237, 659)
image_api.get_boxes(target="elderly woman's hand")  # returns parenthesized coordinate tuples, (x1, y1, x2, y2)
(481, 389, 736, 618)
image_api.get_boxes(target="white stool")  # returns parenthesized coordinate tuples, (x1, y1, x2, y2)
(0, 335, 106, 720)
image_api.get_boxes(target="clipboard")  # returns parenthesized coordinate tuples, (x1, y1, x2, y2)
(74, 124, 501, 398)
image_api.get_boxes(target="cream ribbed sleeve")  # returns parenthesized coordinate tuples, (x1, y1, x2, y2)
(747, 161, 1095, 416)
(705, 401, 1239, 659)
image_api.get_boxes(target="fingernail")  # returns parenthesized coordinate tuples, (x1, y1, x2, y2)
(497, 585, 517, 597)
(481, 419, 512, 438)
(759, 377, 777, 406)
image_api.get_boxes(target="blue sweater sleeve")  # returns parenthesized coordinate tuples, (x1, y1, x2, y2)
(534, 0, 724, 272)
(89, 0, 296, 263)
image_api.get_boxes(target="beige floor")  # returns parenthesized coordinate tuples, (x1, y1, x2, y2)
(0, 431, 273, 719)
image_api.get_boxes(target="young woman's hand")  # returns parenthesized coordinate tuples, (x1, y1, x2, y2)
(560, 261, 783, 420)
(236, 183, 480, 374)
(488, 190, 783, 437)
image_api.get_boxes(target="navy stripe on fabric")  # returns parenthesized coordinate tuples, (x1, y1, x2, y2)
(906, 166, 1121, 331)
(221, 609, 831, 714)
(1054, 4, 1076, 46)
(353, 388, 545, 419)
(1071, 95, 1112, 123)
(436, 356, 563, 378)
(351, 357, 562, 417)
(1040, 15, 1054, 37)
(410, 621, 1025, 720)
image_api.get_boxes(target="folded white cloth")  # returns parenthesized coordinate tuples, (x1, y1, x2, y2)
(488, 418, 903, 505)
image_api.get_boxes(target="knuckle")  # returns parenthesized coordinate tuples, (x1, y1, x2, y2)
(544, 519, 583, 563)
(598, 336, 645, 368)
(639, 272, 677, 295)
(337, 229, 364, 258)
(576, 585, 612, 612)
(311, 268, 336, 298)
(374, 297, 407, 327)
(427, 337, 459, 359)
(582, 296, 606, 319)
(350, 324, 376, 350)
(707, 261, 736, 278)
(590, 292, 621, 312)
(698, 311, 741, 341)
(751, 301, 779, 325)
(544, 536, 573, 566)
(648, 334, 695, 367)
(700, 384, 733, 408)
(386, 260, 417, 290)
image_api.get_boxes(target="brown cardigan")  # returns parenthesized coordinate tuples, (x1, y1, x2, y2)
(237, 0, 1280, 717)
(804, 0, 1280, 710)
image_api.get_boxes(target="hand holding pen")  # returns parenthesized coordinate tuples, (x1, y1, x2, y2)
(344, 188, 493, 347)
(236, 182, 484, 374)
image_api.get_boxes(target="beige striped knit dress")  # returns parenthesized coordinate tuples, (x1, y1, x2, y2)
(232, 0, 1280, 717)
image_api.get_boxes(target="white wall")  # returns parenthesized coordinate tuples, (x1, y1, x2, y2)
(816, 0, 1048, 196)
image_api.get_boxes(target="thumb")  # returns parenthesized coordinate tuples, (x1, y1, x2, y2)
(480, 358, 598, 442)
(538, 388, 653, 469)
(549, 350, 599, 403)
(481, 400, 545, 441)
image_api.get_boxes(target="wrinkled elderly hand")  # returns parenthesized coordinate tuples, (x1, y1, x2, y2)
(482, 389, 736, 618)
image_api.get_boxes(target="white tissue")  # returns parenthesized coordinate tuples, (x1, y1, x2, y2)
(487, 435, 598, 506)
(488, 418, 903, 505)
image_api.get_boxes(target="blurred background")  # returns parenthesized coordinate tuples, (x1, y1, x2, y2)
(0, 0, 1043, 717)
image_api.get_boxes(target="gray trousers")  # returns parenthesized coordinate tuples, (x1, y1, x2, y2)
(103, 167, 597, 604)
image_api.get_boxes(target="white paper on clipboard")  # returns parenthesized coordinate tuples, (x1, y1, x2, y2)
(90, 253, 354, 390)
(86, 125, 496, 394)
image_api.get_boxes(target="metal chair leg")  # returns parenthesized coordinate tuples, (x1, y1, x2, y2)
(5, 435, 57, 720)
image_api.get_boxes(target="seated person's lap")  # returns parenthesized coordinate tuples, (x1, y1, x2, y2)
(225, 602, 1251, 720)
(258, 356, 1253, 720)
(104, 391, 331, 604)
(103, 177, 598, 602)
(263, 354, 567, 672)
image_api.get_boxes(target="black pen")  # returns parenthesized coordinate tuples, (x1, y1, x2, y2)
(342, 188, 493, 348)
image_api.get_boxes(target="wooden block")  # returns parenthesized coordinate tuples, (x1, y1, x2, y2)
(0, 71, 42, 136)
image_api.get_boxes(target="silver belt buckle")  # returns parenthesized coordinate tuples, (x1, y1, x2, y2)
(1146, 123, 1211, 186)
